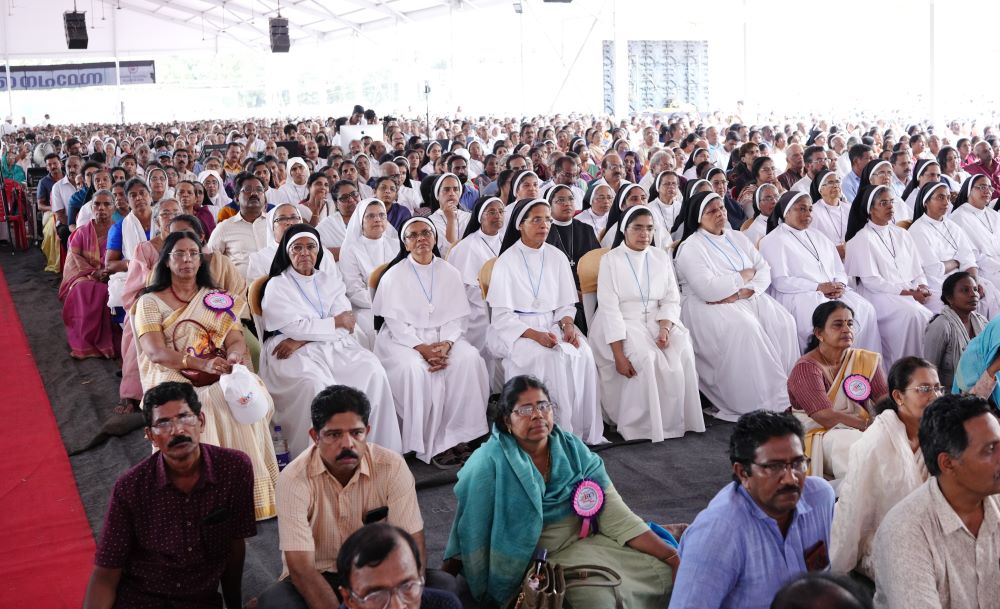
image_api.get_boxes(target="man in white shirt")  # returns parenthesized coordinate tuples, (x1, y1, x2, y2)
(639, 151, 675, 193)
(790, 146, 830, 193)
(889, 149, 912, 199)
(52, 154, 83, 245)
(873, 394, 1000, 609)
(207, 174, 270, 279)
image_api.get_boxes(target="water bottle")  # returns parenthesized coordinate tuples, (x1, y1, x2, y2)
(272, 425, 290, 470)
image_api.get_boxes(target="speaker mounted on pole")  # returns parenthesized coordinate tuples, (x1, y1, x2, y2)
(64, 11, 88, 50)
(269, 17, 290, 53)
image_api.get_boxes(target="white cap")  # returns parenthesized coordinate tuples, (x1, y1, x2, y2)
(218, 365, 269, 425)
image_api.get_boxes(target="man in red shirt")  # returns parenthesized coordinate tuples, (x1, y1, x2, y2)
(964, 140, 1000, 193)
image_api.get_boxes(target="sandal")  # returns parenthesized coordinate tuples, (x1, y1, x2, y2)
(431, 448, 464, 470)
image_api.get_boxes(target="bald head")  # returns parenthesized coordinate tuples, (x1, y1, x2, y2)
(785, 143, 805, 172)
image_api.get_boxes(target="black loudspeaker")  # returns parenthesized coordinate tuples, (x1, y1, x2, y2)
(269, 17, 290, 53)
(64, 11, 88, 50)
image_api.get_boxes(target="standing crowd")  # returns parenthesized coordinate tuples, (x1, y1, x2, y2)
(6, 106, 1000, 608)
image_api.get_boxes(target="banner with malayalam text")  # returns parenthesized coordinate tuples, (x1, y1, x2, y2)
(0, 60, 155, 91)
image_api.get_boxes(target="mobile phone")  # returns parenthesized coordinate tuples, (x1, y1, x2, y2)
(363, 506, 389, 525)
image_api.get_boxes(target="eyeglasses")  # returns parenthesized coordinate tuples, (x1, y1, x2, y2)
(404, 229, 434, 241)
(511, 401, 555, 417)
(150, 412, 199, 434)
(974, 184, 995, 192)
(872, 170, 893, 178)
(290, 243, 319, 254)
(483, 209, 504, 218)
(158, 210, 179, 218)
(241, 187, 266, 194)
(338, 191, 361, 202)
(524, 217, 554, 226)
(552, 196, 575, 206)
(871, 199, 894, 209)
(751, 457, 810, 478)
(364, 212, 388, 221)
(273, 215, 302, 224)
(348, 578, 424, 609)
(906, 384, 946, 395)
(593, 195, 614, 202)
(169, 250, 201, 260)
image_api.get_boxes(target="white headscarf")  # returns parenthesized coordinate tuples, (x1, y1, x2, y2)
(197, 170, 231, 208)
(341, 198, 397, 274)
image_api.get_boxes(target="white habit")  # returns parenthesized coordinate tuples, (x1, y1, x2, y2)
(339, 201, 398, 350)
(950, 203, 1000, 314)
(260, 265, 402, 458)
(674, 228, 799, 421)
(372, 255, 490, 463)
(588, 245, 705, 441)
(486, 240, 605, 444)
(447, 230, 504, 391)
(759, 223, 881, 352)
(843, 222, 934, 366)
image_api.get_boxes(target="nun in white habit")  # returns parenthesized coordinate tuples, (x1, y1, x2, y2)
(843, 185, 933, 366)
(339, 198, 398, 350)
(949, 174, 1000, 304)
(445, 196, 506, 390)
(758, 191, 881, 353)
(808, 170, 851, 257)
(486, 199, 606, 444)
(423, 173, 471, 258)
(599, 183, 649, 248)
(197, 169, 230, 220)
(272, 157, 310, 206)
(372, 217, 490, 465)
(576, 182, 614, 239)
(908, 181, 1000, 317)
(648, 170, 684, 247)
(742, 183, 779, 246)
(259, 225, 401, 458)
(673, 191, 798, 420)
(588, 205, 705, 441)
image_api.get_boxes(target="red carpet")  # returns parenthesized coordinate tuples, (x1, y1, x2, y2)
(0, 265, 95, 608)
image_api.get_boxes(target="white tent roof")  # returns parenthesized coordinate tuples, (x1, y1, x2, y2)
(2, 0, 501, 58)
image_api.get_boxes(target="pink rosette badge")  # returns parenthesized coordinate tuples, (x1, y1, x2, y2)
(204, 291, 237, 320)
(843, 374, 872, 403)
(572, 479, 605, 539)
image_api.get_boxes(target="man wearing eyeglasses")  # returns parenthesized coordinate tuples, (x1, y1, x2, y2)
(790, 146, 832, 194)
(668, 411, 835, 609)
(873, 394, 1000, 609)
(207, 173, 270, 279)
(336, 524, 461, 609)
(83, 382, 256, 609)
(257, 386, 459, 609)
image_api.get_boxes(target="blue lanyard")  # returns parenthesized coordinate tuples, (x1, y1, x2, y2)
(625, 250, 651, 314)
(408, 258, 435, 307)
(290, 274, 326, 318)
(518, 246, 546, 302)
(699, 232, 747, 272)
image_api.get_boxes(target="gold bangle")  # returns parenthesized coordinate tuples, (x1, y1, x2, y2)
(181, 353, 189, 369)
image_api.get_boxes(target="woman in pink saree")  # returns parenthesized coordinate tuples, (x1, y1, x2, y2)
(59, 189, 120, 359)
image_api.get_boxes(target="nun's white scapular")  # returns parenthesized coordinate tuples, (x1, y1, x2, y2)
(950, 199, 1000, 309)
(372, 247, 490, 463)
(588, 207, 705, 441)
(338, 199, 398, 349)
(759, 222, 882, 352)
(908, 184, 1000, 317)
(260, 234, 401, 458)
(674, 214, 799, 420)
(486, 211, 605, 444)
(810, 198, 852, 247)
(843, 221, 933, 366)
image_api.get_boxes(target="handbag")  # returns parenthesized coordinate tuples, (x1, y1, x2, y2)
(510, 562, 622, 609)
(172, 319, 227, 387)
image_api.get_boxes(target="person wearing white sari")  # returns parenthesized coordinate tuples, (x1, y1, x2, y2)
(316, 179, 373, 261)
(272, 157, 310, 207)
(908, 181, 1000, 317)
(197, 169, 230, 220)
(372, 218, 490, 467)
(759, 191, 881, 353)
(673, 191, 798, 421)
(423, 173, 471, 259)
(486, 199, 605, 444)
(830, 357, 938, 579)
(949, 174, 1000, 302)
(339, 198, 397, 350)
(447, 196, 506, 390)
(589, 206, 705, 441)
(259, 225, 401, 458)
(843, 185, 934, 366)
(598, 183, 648, 249)
(808, 170, 851, 259)
(576, 182, 613, 239)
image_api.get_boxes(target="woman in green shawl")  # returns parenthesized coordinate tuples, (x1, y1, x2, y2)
(444, 375, 678, 608)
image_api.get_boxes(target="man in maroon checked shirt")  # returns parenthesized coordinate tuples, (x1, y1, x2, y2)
(83, 381, 256, 609)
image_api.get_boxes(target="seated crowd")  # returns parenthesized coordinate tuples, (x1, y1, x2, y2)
(8, 108, 1000, 608)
